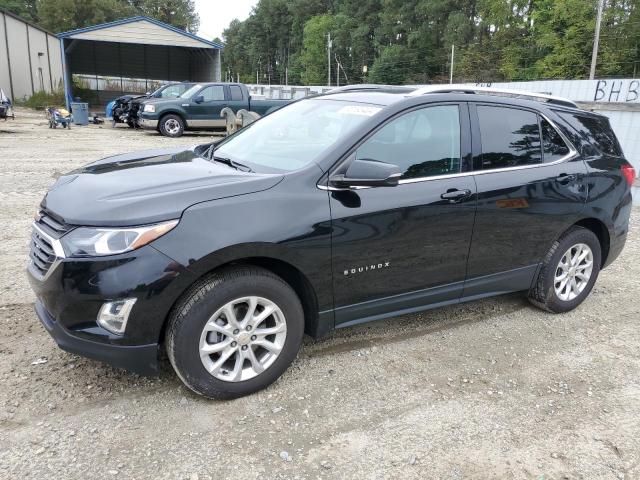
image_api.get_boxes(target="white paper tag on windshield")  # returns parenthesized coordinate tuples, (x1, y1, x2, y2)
(338, 105, 381, 116)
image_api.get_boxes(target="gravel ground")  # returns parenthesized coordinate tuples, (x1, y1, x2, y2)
(0, 108, 639, 479)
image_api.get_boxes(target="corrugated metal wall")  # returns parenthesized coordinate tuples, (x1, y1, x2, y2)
(67, 41, 215, 82)
(0, 9, 63, 101)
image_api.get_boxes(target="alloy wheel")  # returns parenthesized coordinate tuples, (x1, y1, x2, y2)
(554, 243, 594, 301)
(198, 296, 287, 382)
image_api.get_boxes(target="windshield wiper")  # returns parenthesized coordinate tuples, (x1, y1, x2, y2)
(212, 155, 253, 172)
(204, 143, 253, 172)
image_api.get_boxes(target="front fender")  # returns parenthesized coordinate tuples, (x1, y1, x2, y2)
(150, 178, 333, 313)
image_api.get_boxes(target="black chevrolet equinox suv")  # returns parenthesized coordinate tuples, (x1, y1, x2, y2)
(28, 86, 634, 398)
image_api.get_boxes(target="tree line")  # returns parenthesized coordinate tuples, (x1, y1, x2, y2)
(0, 0, 199, 33)
(221, 0, 640, 86)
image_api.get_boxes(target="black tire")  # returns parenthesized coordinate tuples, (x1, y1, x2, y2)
(528, 226, 601, 313)
(158, 114, 185, 137)
(127, 120, 136, 128)
(166, 266, 304, 399)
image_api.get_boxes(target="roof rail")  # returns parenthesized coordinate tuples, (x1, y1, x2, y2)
(407, 85, 579, 109)
(328, 84, 416, 94)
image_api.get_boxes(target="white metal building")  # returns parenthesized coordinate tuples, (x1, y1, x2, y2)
(57, 16, 222, 108)
(0, 8, 64, 102)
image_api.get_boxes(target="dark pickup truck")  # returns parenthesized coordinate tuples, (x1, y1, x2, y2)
(137, 82, 291, 137)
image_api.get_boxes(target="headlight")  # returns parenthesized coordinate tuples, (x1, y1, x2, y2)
(143, 104, 156, 113)
(61, 220, 178, 257)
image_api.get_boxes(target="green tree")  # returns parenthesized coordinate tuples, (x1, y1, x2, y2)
(369, 44, 414, 84)
(0, 0, 38, 22)
(130, 0, 199, 33)
(36, 0, 134, 32)
(33, 0, 198, 33)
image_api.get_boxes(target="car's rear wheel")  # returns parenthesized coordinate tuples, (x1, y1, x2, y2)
(166, 266, 304, 399)
(159, 114, 185, 137)
(529, 226, 601, 313)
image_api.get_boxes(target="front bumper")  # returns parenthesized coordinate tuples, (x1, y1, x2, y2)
(27, 244, 196, 375)
(35, 300, 159, 375)
(137, 116, 158, 129)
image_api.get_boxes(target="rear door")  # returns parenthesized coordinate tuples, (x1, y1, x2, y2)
(185, 84, 226, 128)
(329, 103, 477, 325)
(225, 84, 246, 114)
(464, 103, 588, 296)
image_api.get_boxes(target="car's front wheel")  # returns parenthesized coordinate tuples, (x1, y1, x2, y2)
(166, 266, 304, 399)
(529, 226, 601, 313)
(159, 114, 185, 137)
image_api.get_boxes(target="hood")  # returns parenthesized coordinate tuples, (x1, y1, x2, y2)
(42, 147, 283, 226)
(114, 94, 147, 103)
(138, 97, 180, 106)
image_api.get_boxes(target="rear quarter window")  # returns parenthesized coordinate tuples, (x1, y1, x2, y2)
(557, 112, 623, 157)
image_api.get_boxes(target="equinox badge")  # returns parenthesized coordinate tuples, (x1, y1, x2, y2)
(344, 262, 390, 276)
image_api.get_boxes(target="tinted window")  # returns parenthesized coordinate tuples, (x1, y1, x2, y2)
(541, 118, 570, 162)
(355, 105, 461, 180)
(558, 112, 622, 157)
(229, 86, 243, 101)
(477, 106, 541, 169)
(200, 85, 225, 101)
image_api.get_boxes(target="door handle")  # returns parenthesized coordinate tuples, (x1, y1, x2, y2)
(556, 173, 577, 184)
(440, 189, 472, 202)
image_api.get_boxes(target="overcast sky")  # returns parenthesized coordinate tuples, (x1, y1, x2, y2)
(194, 0, 258, 41)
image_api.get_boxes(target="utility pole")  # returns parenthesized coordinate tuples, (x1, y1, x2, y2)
(449, 45, 455, 84)
(590, 0, 605, 80)
(327, 33, 332, 86)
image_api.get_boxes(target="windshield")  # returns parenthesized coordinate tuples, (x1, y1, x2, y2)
(214, 99, 382, 172)
(180, 84, 203, 98)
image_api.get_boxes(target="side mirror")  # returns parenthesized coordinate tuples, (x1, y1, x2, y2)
(329, 159, 401, 188)
(193, 95, 204, 104)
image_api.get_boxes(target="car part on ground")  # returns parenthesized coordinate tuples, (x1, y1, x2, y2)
(46, 107, 72, 129)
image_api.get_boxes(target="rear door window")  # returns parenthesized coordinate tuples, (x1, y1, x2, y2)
(229, 86, 243, 100)
(477, 105, 541, 169)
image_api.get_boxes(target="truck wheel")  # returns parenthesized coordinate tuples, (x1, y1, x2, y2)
(166, 266, 304, 399)
(159, 114, 185, 137)
(528, 226, 601, 313)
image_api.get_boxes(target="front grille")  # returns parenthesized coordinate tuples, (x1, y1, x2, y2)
(35, 210, 71, 238)
(29, 228, 57, 277)
(29, 210, 71, 279)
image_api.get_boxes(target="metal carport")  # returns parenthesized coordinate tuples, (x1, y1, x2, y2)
(57, 16, 222, 110)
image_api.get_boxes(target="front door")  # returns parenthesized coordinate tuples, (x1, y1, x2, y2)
(463, 103, 588, 296)
(329, 103, 477, 326)
(185, 85, 226, 128)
